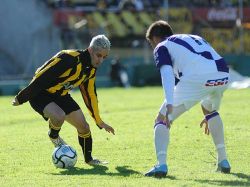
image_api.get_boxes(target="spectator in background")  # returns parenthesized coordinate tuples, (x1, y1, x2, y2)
(106, 0, 121, 9)
(134, 0, 144, 11)
(110, 56, 131, 88)
(97, 0, 108, 10)
(149, 0, 163, 9)
(119, 0, 144, 11)
(119, 0, 136, 10)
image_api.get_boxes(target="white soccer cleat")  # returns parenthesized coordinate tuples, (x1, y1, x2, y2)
(87, 158, 108, 166)
(49, 136, 67, 147)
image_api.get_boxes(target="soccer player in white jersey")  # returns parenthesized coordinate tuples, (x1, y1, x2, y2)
(144, 20, 231, 177)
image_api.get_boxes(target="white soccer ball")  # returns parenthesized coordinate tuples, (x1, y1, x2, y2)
(52, 145, 77, 168)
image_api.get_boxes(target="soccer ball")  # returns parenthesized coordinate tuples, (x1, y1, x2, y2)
(52, 145, 77, 168)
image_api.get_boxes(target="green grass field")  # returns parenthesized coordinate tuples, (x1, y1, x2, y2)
(0, 87, 249, 187)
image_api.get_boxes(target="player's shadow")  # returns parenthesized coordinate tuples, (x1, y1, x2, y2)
(51, 165, 142, 177)
(114, 166, 177, 180)
(195, 172, 250, 186)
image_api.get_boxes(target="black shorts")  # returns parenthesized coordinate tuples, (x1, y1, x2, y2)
(29, 91, 80, 121)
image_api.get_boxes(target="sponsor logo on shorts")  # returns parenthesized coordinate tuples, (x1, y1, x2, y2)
(205, 77, 228, 86)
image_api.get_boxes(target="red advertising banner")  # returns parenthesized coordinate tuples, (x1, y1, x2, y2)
(192, 7, 250, 27)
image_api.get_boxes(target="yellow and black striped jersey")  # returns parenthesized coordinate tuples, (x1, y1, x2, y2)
(16, 49, 103, 126)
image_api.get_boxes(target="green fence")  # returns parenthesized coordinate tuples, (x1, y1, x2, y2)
(224, 54, 250, 76)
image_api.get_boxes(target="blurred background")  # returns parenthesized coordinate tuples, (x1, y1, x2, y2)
(0, 0, 249, 95)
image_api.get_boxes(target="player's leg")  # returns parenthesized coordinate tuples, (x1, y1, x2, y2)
(145, 103, 187, 177)
(43, 102, 67, 146)
(201, 93, 231, 173)
(54, 94, 101, 165)
(145, 79, 202, 177)
(155, 103, 187, 166)
(65, 110, 107, 165)
(65, 109, 95, 163)
(29, 91, 67, 147)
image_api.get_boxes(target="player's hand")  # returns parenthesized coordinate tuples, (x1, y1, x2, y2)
(12, 97, 20, 106)
(166, 104, 173, 128)
(200, 118, 209, 135)
(99, 122, 115, 135)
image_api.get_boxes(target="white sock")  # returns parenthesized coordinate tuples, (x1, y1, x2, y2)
(206, 112, 227, 163)
(154, 122, 169, 165)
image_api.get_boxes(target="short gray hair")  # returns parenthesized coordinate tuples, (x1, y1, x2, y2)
(89, 35, 111, 51)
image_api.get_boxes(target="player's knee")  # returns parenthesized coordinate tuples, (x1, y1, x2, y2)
(77, 127, 90, 137)
(202, 107, 220, 122)
(201, 105, 215, 115)
(205, 111, 220, 122)
(50, 111, 66, 127)
(77, 122, 90, 135)
(155, 113, 165, 124)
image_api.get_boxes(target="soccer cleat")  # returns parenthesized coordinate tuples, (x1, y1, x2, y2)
(217, 159, 231, 173)
(49, 136, 67, 147)
(87, 159, 108, 166)
(145, 164, 168, 178)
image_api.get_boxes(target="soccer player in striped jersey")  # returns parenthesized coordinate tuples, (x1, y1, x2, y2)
(12, 35, 115, 165)
(144, 20, 231, 177)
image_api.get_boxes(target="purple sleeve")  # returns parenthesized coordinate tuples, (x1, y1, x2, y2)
(154, 45, 173, 69)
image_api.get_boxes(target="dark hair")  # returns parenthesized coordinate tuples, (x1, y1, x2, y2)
(146, 20, 173, 41)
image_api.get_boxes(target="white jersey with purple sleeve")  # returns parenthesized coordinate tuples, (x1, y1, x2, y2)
(153, 34, 229, 78)
(153, 34, 229, 107)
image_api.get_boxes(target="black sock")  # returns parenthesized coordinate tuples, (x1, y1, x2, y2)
(48, 120, 61, 139)
(78, 135, 93, 163)
(48, 128, 60, 139)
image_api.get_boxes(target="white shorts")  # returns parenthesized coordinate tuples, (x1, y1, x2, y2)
(160, 72, 229, 115)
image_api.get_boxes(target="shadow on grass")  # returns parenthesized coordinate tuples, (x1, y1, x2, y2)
(50, 165, 142, 177)
(149, 175, 177, 180)
(195, 172, 250, 186)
